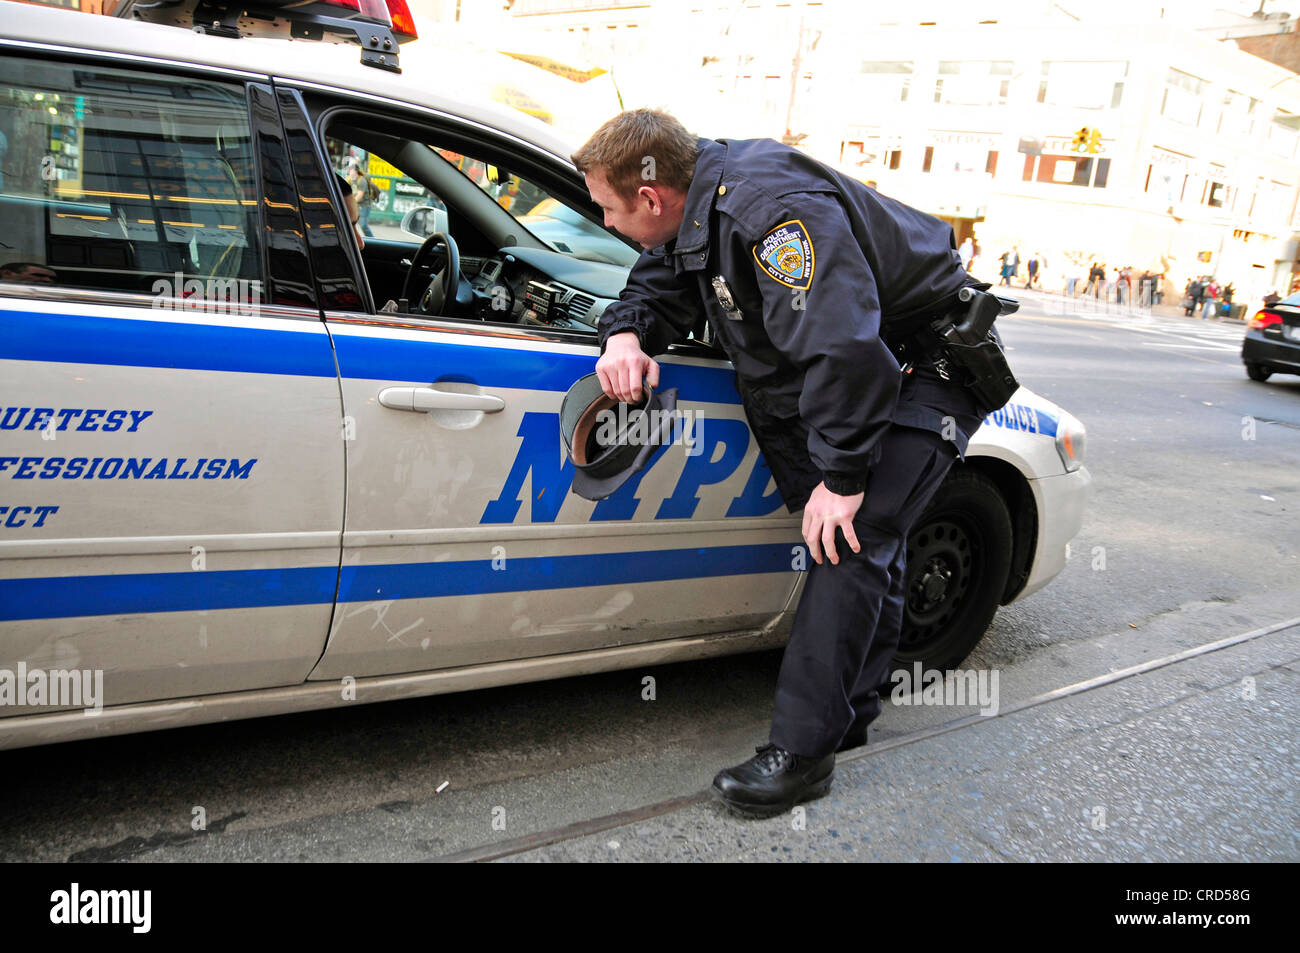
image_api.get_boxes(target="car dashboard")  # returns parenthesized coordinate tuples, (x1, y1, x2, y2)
(462, 252, 610, 332)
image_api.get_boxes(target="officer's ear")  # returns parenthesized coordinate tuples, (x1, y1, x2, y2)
(636, 184, 664, 215)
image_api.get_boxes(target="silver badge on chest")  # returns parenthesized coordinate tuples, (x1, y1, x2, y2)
(711, 275, 743, 320)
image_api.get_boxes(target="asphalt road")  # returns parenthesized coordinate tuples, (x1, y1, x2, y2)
(1, 294, 1296, 862)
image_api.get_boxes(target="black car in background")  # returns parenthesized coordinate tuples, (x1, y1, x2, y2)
(1243, 292, 1300, 382)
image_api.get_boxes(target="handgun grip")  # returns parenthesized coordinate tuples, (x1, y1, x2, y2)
(950, 287, 1003, 344)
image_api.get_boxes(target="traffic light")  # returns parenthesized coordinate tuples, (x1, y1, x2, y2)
(1071, 127, 1089, 152)
(1087, 128, 1103, 154)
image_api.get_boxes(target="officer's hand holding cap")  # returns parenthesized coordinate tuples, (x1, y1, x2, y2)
(560, 373, 679, 501)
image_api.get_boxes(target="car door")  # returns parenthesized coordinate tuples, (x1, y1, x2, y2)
(0, 56, 344, 714)
(280, 92, 802, 680)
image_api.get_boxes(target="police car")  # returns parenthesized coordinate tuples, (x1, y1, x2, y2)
(0, 1, 1091, 748)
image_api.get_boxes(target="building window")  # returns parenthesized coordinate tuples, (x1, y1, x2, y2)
(934, 60, 1013, 106)
(922, 146, 933, 172)
(921, 136, 999, 175)
(1218, 90, 1258, 137)
(1146, 149, 1192, 204)
(1161, 68, 1207, 127)
(1037, 61, 1127, 110)
(1035, 155, 1076, 183)
(839, 133, 901, 173)
(1269, 109, 1300, 159)
(1045, 157, 1074, 184)
(985, 150, 998, 175)
(858, 61, 913, 103)
(1023, 154, 1110, 188)
(1203, 165, 1229, 209)
(1267, 179, 1294, 223)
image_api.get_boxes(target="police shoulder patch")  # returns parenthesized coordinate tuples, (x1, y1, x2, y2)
(753, 219, 814, 290)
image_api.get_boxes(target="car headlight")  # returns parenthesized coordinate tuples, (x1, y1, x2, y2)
(1055, 410, 1086, 473)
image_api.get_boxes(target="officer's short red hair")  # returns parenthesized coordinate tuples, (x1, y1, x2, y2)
(572, 108, 698, 204)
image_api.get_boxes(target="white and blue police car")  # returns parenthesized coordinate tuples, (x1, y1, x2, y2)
(0, 1, 1090, 748)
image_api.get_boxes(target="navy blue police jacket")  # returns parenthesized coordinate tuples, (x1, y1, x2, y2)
(597, 136, 986, 512)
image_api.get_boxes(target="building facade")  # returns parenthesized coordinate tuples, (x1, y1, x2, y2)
(484, 1, 1300, 302)
(821, 17, 1300, 302)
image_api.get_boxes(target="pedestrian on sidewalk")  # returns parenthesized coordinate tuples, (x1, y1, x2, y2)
(999, 248, 1017, 287)
(1202, 279, 1219, 320)
(1085, 262, 1104, 298)
(958, 236, 974, 271)
(1184, 277, 1202, 316)
(347, 159, 375, 238)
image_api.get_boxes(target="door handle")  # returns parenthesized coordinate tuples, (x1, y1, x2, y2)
(378, 386, 505, 413)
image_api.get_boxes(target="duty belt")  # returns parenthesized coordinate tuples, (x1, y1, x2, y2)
(886, 326, 945, 369)
(883, 287, 1020, 409)
(884, 320, 950, 377)
(880, 288, 970, 370)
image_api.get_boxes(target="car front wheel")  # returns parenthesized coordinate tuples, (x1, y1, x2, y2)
(1245, 362, 1272, 382)
(895, 469, 1014, 672)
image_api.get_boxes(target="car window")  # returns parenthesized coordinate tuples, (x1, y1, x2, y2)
(447, 151, 638, 267)
(325, 132, 636, 268)
(325, 136, 446, 241)
(1282, 292, 1300, 306)
(0, 57, 261, 303)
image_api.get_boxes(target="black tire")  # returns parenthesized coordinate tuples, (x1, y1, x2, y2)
(1245, 362, 1272, 382)
(894, 469, 1014, 672)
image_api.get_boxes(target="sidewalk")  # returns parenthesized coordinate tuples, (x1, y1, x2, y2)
(1001, 283, 1249, 326)
(501, 619, 1299, 862)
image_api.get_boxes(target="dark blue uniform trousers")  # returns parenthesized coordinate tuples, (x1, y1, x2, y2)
(769, 424, 959, 758)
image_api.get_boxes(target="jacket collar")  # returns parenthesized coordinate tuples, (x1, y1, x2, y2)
(660, 137, 727, 269)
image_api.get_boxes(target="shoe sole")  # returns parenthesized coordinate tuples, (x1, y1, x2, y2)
(709, 773, 833, 820)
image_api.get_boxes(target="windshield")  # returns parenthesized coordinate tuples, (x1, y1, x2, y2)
(325, 134, 640, 268)
(443, 154, 639, 268)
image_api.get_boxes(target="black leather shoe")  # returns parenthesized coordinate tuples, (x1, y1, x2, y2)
(710, 744, 834, 818)
(835, 727, 867, 753)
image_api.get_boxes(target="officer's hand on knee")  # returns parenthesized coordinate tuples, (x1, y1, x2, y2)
(597, 331, 660, 403)
(803, 483, 864, 566)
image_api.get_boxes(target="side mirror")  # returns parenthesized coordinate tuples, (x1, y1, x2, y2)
(400, 205, 448, 240)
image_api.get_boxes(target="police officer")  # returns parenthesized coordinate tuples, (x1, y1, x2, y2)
(573, 109, 989, 818)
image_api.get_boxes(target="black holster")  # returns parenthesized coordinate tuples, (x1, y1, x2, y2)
(931, 287, 1019, 414)
(884, 287, 1020, 415)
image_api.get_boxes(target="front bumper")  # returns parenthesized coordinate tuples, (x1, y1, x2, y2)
(1016, 466, 1093, 602)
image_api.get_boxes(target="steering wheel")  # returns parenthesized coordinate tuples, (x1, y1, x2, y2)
(402, 231, 461, 315)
